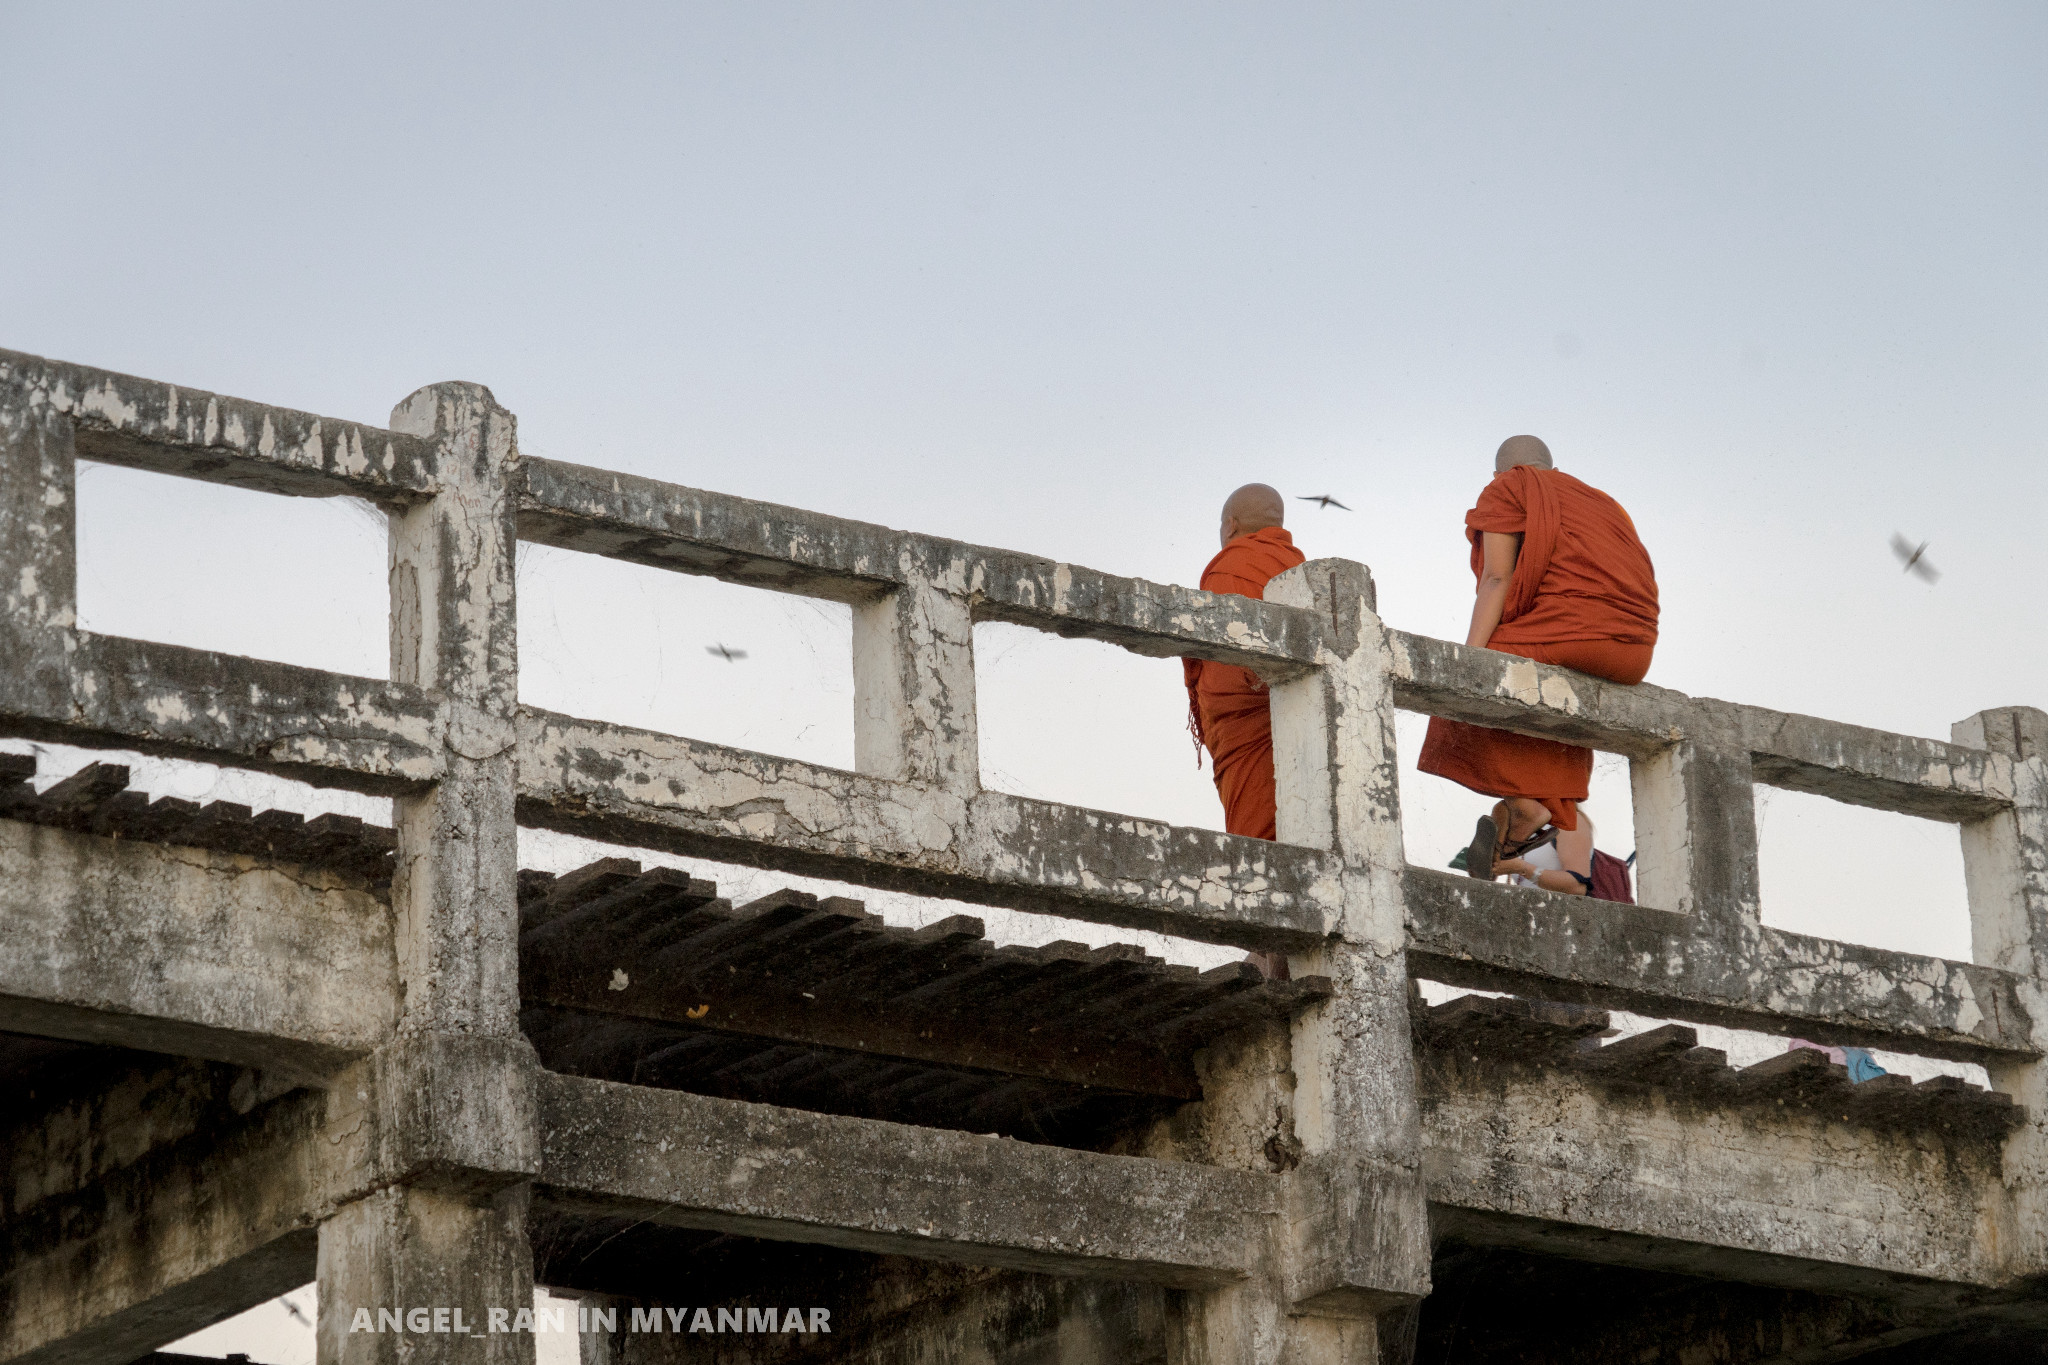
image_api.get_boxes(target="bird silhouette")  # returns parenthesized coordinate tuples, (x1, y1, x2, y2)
(705, 643, 749, 662)
(1297, 494, 1350, 511)
(1889, 533, 1940, 584)
(279, 1296, 311, 1327)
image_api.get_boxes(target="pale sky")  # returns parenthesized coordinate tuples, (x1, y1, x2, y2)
(3, 3, 2042, 1348)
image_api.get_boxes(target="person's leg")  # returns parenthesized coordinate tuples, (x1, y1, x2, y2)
(1501, 797, 1550, 841)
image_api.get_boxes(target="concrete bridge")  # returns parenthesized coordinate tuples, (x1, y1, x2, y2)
(1, 347, 2043, 1363)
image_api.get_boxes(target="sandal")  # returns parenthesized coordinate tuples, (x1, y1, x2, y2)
(1463, 815, 1499, 880)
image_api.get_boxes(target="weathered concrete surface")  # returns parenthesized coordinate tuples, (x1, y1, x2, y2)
(1, 1034, 540, 1365)
(0, 348, 438, 501)
(0, 818, 394, 1075)
(1389, 629, 2012, 820)
(0, 389, 74, 715)
(516, 707, 1334, 950)
(1406, 868, 2033, 1060)
(1420, 1051, 2011, 1294)
(1625, 737, 1764, 922)
(581, 1265, 1168, 1365)
(851, 580, 980, 795)
(1267, 562, 1430, 1322)
(1956, 707, 2048, 1282)
(516, 457, 1325, 672)
(318, 1185, 536, 1365)
(300, 383, 539, 1365)
(1, 633, 443, 795)
(385, 382, 523, 1039)
(0, 1062, 349, 1365)
(533, 1073, 1277, 1285)
(7, 350, 2045, 1362)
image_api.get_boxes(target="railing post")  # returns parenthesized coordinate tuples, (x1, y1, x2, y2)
(1630, 710, 1763, 926)
(318, 383, 536, 1365)
(0, 366, 77, 713)
(1954, 705, 2048, 1275)
(1262, 559, 1430, 1352)
(851, 569, 980, 795)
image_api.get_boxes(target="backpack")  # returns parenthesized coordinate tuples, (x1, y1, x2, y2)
(1589, 849, 1635, 904)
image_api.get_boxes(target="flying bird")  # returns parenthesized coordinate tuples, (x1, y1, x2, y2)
(1889, 533, 1940, 584)
(279, 1296, 311, 1328)
(1297, 494, 1350, 511)
(705, 643, 749, 662)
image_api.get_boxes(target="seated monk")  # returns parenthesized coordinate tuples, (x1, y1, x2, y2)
(1183, 483, 1305, 843)
(1417, 436, 1659, 885)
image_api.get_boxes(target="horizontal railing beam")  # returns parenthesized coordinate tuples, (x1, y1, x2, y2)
(0, 632, 442, 793)
(518, 457, 1323, 672)
(1387, 629, 1690, 758)
(534, 1072, 1274, 1285)
(1742, 704, 2009, 821)
(1404, 868, 2033, 1060)
(1, 348, 437, 502)
(1389, 631, 2010, 819)
(515, 706, 1335, 950)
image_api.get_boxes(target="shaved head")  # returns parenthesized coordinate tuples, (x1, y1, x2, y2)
(1219, 482, 1285, 546)
(1495, 435, 1553, 473)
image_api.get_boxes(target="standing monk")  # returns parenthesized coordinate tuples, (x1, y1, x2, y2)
(1418, 436, 1659, 877)
(1184, 483, 1306, 842)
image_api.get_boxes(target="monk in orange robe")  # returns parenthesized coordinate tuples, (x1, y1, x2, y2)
(1184, 483, 1306, 842)
(1418, 436, 1658, 873)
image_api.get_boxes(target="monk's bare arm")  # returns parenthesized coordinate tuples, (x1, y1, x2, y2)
(1464, 532, 1522, 648)
(1498, 823, 1595, 895)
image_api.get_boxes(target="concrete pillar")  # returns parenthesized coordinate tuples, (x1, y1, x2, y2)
(0, 377, 76, 711)
(1171, 558, 1427, 1363)
(1629, 734, 1762, 925)
(317, 383, 534, 1365)
(851, 575, 979, 795)
(1953, 706, 2048, 1275)
(385, 382, 523, 1038)
(316, 1185, 536, 1365)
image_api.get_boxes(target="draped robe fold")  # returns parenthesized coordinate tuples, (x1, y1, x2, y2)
(1183, 526, 1306, 841)
(1417, 466, 1659, 831)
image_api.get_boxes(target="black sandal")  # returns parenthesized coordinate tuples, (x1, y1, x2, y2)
(1463, 815, 1499, 880)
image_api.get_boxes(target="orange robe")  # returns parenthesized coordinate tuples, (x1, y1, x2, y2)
(1184, 527, 1306, 840)
(1418, 466, 1658, 831)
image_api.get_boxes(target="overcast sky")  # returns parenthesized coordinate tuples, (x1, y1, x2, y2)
(5, 9, 2044, 1340)
(9, 0, 2041, 925)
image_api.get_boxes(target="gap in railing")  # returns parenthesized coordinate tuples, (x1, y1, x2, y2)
(1414, 980, 1990, 1089)
(518, 544, 854, 771)
(1393, 711, 1638, 887)
(1754, 786, 1969, 961)
(974, 621, 1225, 831)
(74, 461, 389, 678)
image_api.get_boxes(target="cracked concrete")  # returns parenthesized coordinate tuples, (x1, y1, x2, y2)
(3, 349, 2046, 1364)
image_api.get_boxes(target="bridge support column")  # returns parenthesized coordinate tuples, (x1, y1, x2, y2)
(1169, 557, 1427, 1364)
(1955, 705, 2048, 1277)
(316, 382, 536, 1365)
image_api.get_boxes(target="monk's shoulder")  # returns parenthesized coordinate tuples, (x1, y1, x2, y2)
(1469, 474, 1526, 526)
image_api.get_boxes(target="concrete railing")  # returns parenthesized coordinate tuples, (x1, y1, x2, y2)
(9, 347, 2048, 1357)
(2, 347, 2042, 1065)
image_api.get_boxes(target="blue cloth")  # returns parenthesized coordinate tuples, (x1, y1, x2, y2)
(1842, 1047, 1886, 1083)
